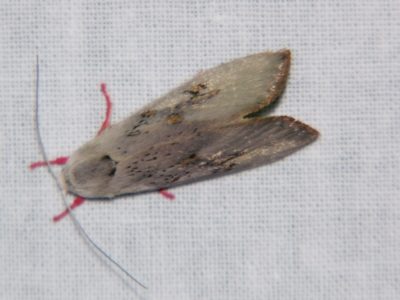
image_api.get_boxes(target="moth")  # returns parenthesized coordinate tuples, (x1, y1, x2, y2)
(61, 49, 319, 199)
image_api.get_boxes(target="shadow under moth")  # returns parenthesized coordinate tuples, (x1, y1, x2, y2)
(32, 49, 318, 287)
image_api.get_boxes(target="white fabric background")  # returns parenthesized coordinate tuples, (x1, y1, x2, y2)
(1, 1, 399, 299)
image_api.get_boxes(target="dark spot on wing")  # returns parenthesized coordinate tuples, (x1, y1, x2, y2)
(185, 83, 207, 95)
(141, 110, 157, 117)
(171, 176, 180, 182)
(191, 89, 221, 105)
(127, 129, 141, 137)
(101, 155, 118, 176)
(164, 174, 180, 183)
(126, 119, 151, 136)
(224, 163, 236, 171)
(180, 154, 198, 165)
(166, 114, 183, 124)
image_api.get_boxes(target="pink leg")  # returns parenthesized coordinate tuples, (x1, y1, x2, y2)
(30, 83, 113, 170)
(32, 84, 174, 219)
(32, 84, 113, 220)
(52, 84, 113, 220)
(97, 83, 112, 136)
(159, 189, 175, 200)
(53, 190, 174, 222)
(30, 156, 69, 169)
(53, 197, 85, 222)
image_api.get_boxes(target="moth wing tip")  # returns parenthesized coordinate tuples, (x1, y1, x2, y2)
(278, 48, 291, 55)
(260, 48, 291, 62)
(277, 48, 291, 61)
(274, 115, 320, 141)
(295, 119, 320, 141)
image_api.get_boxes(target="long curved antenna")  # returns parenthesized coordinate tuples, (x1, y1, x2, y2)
(34, 55, 147, 290)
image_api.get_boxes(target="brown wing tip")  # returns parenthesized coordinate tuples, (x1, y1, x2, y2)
(256, 49, 292, 111)
(275, 48, 291, 84)
(262, 48, 291, 70)
(278, 48, 291, 60)
(297, 121, 320, 141)
(288, 116, 320, 140)
(271, 115, 320, 141)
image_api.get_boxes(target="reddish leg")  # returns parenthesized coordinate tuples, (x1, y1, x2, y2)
(52, 84, 115, 221)
(159, 189, 175, 200)
(53, 197, 85, 222)
(33, 84, 113, 221)
(30, 84, 112, 170)
(97, 83, 113, 136)
(32, 83, 173, 221)
(30, 156, 69, 170)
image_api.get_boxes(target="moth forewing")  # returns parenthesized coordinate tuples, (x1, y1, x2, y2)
(62, 49, 318, 199)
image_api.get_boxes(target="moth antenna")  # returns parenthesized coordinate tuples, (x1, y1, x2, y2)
(34, 55, 148, 290)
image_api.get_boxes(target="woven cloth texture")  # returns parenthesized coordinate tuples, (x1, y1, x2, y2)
(1, 1, 399, 299)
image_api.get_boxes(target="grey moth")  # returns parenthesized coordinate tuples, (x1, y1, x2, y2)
(61, 49, 319, 199)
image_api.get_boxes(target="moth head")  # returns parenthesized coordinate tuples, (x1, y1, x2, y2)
(61, 145, 118, 198)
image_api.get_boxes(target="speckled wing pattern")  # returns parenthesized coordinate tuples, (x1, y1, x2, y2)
(62, 49, 319, 198)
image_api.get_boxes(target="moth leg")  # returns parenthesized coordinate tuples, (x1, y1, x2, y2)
(159, 189, 175, 200)
(31, 161, 85, 221)
(52, 197, 85, 222)
(29, 156, 69, 169)
(31, 84, 113, 170)
(97, 83, 113, 135)
(52, 190, 173, 222)
(32, 84, 113, 220)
